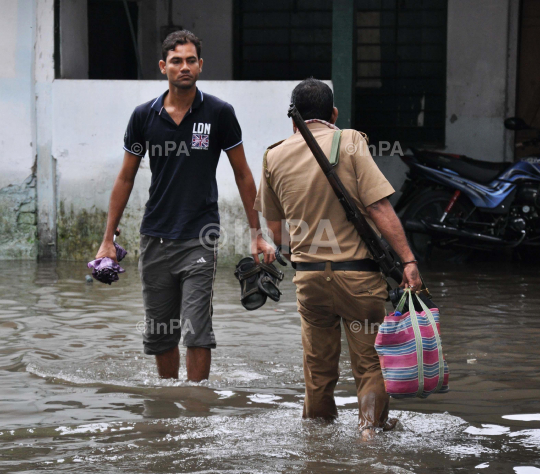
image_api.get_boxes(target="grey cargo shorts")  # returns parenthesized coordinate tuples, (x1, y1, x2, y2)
(138, 234, 218, 355)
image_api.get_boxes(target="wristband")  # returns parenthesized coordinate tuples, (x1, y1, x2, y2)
(402, 260, 418, 267)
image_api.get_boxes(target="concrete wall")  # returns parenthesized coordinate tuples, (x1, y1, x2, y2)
(59, 0, 89, 79)
(35, 0, 57, 259)
(53, 0, 233, 81)
(445, 0, 519, 162)
(0, 0, 522, 260)
(0, 0, 36, 189)
(139, 0, 159, 80)
(0, 0, 38, 259)
(155, 0, 234, 80)
(51, 80, 312, 261)
(47, 80, 409, 263)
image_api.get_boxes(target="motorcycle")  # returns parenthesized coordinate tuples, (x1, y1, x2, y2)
(395, 117, 540, 262)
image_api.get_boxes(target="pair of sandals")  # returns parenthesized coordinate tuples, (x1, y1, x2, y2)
(234, 257, 285, 310)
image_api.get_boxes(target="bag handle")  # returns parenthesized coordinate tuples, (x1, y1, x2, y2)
(395, 289, 408, 313)
(405, 289, 425, 397)
(415, 294, 445, 392)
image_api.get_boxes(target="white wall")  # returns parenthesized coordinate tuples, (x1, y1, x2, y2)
(53, 0, 233, 81)
(0, 0, 41, 259)
(52, 80, 303, 205)
(0, 0, 520, 259)
(0, 0, 37, 188)
(51, 79, 312, 259)
(445, 0, 517, 162)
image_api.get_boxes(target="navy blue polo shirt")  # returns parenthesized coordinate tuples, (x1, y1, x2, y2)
(123, 88, 242, 239)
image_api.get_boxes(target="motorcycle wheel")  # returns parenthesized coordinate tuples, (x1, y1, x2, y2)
(401, 189, 477, 263)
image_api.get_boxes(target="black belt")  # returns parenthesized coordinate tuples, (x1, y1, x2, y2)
(291, 259, 380, 272)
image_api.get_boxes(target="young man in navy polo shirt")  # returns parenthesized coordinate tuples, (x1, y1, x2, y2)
(95, 30, 275, 382)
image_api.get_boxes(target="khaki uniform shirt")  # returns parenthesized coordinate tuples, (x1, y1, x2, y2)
(254, 122, 395, 263)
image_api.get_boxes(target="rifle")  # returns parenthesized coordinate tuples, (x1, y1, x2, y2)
(287, 104, 404, 286)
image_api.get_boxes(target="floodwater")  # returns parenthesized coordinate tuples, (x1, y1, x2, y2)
(1, 258, 540, 473)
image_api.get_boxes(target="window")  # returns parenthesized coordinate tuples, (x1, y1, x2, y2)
(355, 0, 447, 146)
(88, 0, 139, 79)
(233, 0, 333, 80)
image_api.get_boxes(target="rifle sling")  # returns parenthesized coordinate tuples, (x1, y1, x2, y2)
(287, 106, 404, 285)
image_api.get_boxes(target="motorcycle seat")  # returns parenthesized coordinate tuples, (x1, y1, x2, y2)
(411, 149, 511, 184)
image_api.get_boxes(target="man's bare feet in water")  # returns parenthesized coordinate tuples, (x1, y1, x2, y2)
(384, 418, 398, 431)
(359, 418, 398, 441)
(360, 427, 377, 441)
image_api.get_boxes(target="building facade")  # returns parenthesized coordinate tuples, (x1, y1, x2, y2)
(0, 0, 535, 261)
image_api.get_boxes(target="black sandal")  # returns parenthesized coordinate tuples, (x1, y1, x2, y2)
(234, 257, 267, 310)
(258, 262, 284, 302)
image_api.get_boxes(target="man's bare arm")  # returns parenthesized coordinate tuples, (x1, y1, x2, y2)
(95, 151, 142, 261)
(226, 144, 275, 264)
(266, 219, 291, 261)
(366, 197, 421, 289)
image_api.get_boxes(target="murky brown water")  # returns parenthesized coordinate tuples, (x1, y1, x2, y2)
(1, 258, 540, 473)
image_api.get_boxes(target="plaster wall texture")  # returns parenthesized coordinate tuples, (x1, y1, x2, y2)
(445, 0, 516, 162)
(0, 0, 519, 260)
(51, 80, 322, 261)
(0, 0, 38, 258)
(153, 0, 234, 80)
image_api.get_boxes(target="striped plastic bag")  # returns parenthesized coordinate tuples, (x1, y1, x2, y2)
(375, 289, 449, 399)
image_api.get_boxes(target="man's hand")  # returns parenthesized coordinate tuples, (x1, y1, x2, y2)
(95, 240, 118, 263)
(400, 263, 422, 291)
(95, 227, 120, 262)
(252, 234, 276, 265)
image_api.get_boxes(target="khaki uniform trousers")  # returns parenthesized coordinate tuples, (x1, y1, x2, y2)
(293, 262, 390, 429)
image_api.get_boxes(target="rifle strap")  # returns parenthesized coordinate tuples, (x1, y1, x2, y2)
(262, 140, 285, 187)
(329, 130, 342, 166)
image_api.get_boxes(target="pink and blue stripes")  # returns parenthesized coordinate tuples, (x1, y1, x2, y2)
(375, 296, 450, 399)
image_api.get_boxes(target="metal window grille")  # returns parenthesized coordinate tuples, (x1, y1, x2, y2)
(233, 0, 333, 80)
(355, 0, 447, 147)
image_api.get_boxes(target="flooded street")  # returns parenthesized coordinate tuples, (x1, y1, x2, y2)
(1, 259, 540, 473)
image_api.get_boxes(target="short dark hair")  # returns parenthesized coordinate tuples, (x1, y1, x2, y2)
(290, 78, 334, 122)
(161, 30, 201, 61)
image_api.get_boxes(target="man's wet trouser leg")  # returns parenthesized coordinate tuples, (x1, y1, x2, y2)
(299, 302, 341, 420)
(294, 263, 390, 427)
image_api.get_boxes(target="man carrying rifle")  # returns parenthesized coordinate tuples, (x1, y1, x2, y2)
(254, 78, 421, 438)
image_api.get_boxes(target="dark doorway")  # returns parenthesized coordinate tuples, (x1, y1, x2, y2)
(88, 0, 138, 79)
(515, 0, 540, 159)
(354, 0, 447, 148)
